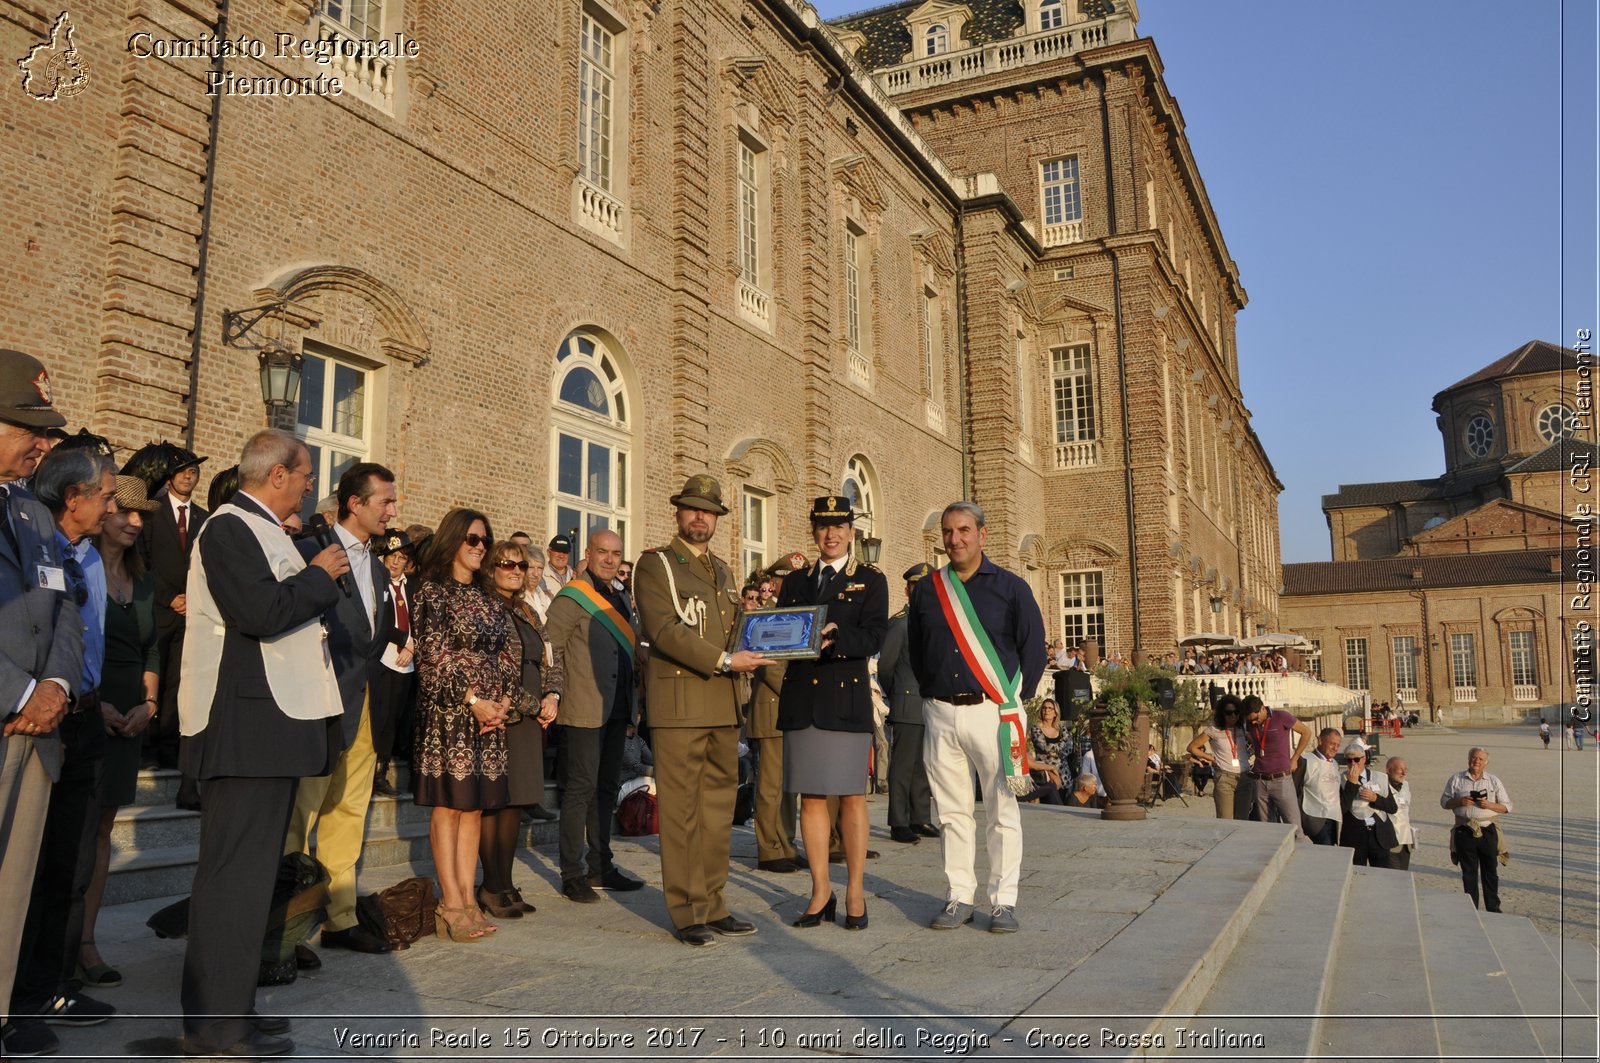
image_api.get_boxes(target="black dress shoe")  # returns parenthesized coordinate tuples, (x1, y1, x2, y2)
(251, 1015, 292, 1036)
(294, 943, 321, 970)
(790, 894, 836, 928)
(756, 857, 801, 872)
(181, 1030, 294, 1057)
(372, 775, 398, 797)
(321, 925, 392, 954)
(707, 914, 756, 936)
(588, 868, 645, 891)
(890, 827, 920, 843)
(678, 924, 718, 947)
(525, 804, 558, 821)
(912, 823, 941, 838)
(2, 1018, 60, 1057)
(562, 879, 601, 903)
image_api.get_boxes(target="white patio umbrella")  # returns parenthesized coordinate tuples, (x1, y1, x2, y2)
(1178, 632, 1236, 647)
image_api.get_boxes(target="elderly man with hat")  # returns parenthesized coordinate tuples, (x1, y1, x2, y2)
(531, 533, 574, 621)
(633, 474, 773, 947)
(140, 442, 208, 773)
(0, 350, 84, 1055)
(1338, 738, 1397, 867)
(878, 561, 939, 844)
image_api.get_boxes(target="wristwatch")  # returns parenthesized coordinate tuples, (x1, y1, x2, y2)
(466, 693, 478, 708)
(717, 652, 731, 674)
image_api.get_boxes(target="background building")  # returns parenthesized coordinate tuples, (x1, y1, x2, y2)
(1282, 340, 1592, 723)
(3, 0, 1280, 655)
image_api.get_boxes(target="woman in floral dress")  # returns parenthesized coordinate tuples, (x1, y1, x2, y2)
(413, 508, 531, 941)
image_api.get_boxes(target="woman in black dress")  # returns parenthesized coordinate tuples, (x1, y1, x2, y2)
(77, 476, 161, 986)
(479, 540, 562, 917)
(413, 509, 531, 942)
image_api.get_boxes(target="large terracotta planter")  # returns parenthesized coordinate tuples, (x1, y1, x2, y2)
(1089, 699, 1151, 821)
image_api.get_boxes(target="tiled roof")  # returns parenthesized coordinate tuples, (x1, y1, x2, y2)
(1506, 436, 1600, 475)
(1283, 548, 1574, 597)
(1321, 478, 1449, 509)
(1435, 340, 1581, 399)
(830, 1, 1029, 72)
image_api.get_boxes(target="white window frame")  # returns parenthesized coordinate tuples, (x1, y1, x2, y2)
(1015, 332, 1033, 462)
(738, 138, 760, 285)
(320, 0, 383, 40)
(1038, 0, 1065, 31)
(1391, 636, 1417, 699)
(741, 488, 769, 581)
(1509, 630, 1538, 691)
(550, 331, 633, 556)
(842, 455, 878, 540)
(1450, 632, 1478, 690)
(1060, 570, 1105, 648)
(295, 346, 374, 518)
(1040, 156, 1083, 246)
(1051, 345, 1096, 442)
(1344, 636, 1369, 693)
(578, 9, 616, 193)
(1306, 639, 1323, 681)
(843, 221, 870, 385)
(734, 128, 773, 329)
(925, 23, 949, 55)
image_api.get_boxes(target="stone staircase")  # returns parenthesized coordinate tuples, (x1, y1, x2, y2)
(104, 765, 560, 906)
(990, 823, 1597, 1061)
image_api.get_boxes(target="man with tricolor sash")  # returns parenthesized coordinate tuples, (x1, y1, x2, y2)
(907, 501, 1045, 934)
(543, 529, 646, 902)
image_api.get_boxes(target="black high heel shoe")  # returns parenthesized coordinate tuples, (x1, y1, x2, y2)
(791, 893, 836, 928)
(844, 902, 868, 931)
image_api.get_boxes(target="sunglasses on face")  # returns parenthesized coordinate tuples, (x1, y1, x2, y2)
(464, 533, 492, 549)
(494, 559, 528, 571)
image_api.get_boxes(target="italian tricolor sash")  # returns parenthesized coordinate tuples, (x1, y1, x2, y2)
(555, 580, 636, 656)
(931, 566, 1033, 794)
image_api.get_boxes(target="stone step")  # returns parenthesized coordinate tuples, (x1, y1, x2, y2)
(997, 820, 1299, 1056)
(1416, 890, 1544, 1060)
(1482, 912, 1599, 1061)
(1316, 865, 1440, 1060)
(1539, 929, 1599, 1012)
(1160, 842, 1353, 1059)
(131, 767, 183, 806)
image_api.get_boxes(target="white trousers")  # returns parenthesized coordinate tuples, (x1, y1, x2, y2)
(922, 697, 1023, 907)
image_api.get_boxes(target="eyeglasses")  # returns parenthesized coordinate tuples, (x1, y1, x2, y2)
(464, 533, 492, 549)
(494, 559, 528, 571)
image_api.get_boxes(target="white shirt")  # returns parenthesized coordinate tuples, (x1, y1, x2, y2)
(1440, 769, 1512, 822)
(333, 522, 376, 632)
(1301, 751, 1341, 820)
(531, 563, 570, 621)
(1382, 777, 1414, 846)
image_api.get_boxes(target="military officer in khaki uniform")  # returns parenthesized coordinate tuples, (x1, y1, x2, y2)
(634, 475, 773, 947)
(747, 657, 800, 873)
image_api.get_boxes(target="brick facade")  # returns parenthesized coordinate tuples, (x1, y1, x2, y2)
(4, 0, 1281, 657)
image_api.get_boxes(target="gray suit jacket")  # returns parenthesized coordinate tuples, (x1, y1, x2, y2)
(0, 482, 84, 781)
(877, 610, 923, 725)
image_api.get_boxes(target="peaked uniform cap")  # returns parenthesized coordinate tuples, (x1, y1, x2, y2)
(810, 495, 854, 525)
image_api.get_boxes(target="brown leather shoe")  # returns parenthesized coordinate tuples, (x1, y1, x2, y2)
(756, 857, 801, 873)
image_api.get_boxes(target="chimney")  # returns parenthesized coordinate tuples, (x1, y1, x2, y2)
(1410, 565, 1424, 582)
(1549, 554, 1562, 574)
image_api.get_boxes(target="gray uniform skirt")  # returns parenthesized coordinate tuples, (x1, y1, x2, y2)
(784, 726, 871, 796)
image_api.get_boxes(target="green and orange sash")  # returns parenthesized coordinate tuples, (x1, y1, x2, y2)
(930, 565, 1033, 794)
(554, 579, 636, 656)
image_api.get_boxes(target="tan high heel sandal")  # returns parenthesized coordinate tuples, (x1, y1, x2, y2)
(468, 905, 499, 935)
(435, 905, 487, 943)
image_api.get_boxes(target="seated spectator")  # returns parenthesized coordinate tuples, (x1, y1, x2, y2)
(1065, 773, 1101, 808)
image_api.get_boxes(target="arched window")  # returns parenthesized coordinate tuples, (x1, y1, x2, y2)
(1039, 0, 1065, 31)
(925, 23, 949, 56)
(550, 330, 632, 553)
(841, 454, 879, 538)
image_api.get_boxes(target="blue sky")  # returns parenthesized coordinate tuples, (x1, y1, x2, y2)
(812, 0, 1597, 562)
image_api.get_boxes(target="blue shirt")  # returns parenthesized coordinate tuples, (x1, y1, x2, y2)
(906, 555, 1046, 702)
(61, 532, 106, 691)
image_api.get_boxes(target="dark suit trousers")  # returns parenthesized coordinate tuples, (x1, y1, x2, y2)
(1340, 821, 1391, 867)
(556, 718, 627, 882)
(1454, 822, 1501, 911)
(369, 666, 417, 764)
(887, 722, 932, 828)
(181, 776, 296, 1045)
(11, 712, 103, 1012)
(149, 620, 185, 767)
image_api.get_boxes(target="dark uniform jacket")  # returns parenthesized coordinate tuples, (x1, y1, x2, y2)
(775, 557, 887, 733)
(876, 609, 923, 724)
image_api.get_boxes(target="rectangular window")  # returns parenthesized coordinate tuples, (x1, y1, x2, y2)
(1051, 345, 1096, 443)
(922, 288, 940, 396)
(1509, 630, 1537, 687)
(295, 349, 372, 521)
(1041, 157, 1083, 227)
(1015, 333, 1031, 443)
(579, 12, 615, 192)
(1307, 639, 1323, 681)
(1450, 633, 1478, 688)
(844, 227, 861, 352)
(738, 140, 760, 285)
(1060, 571, 1105, 648)
(321, 0, 382, 39)
(742, 490, 769, 580)
(1392, 636, 1417, 695)
(1344, 637, 1369, 692)
(1040, 0, 1064, 30)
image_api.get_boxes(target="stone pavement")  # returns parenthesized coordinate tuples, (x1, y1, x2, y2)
(1148, 722, 1600, 946)
(43, 724, 1600, 1061)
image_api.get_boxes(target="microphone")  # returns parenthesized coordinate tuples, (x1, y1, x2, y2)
(306, 513, 355, 599)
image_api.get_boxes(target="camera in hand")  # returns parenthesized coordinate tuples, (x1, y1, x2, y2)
(1469, 789, 1487, 801)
